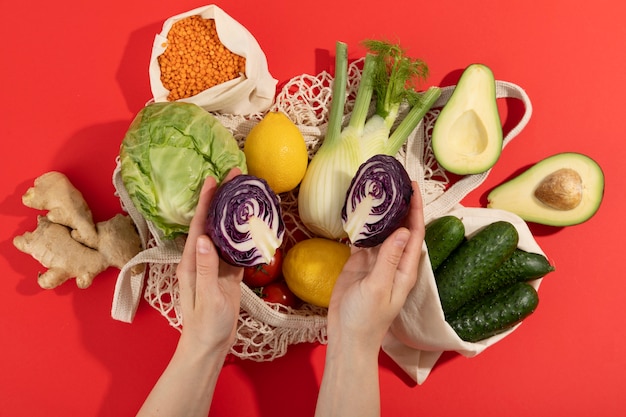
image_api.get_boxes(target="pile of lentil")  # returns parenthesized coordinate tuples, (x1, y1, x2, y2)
(158, 15, 246, 101)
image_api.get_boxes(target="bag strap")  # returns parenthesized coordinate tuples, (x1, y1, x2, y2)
(111, 243, 182, 322)
(110, 163, 186, 322)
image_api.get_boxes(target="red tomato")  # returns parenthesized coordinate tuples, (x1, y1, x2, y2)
(259, 281, 300, 308)
(242, 248, 283, 288)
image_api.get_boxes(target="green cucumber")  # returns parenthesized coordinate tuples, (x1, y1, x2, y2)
(480, 249, 554, 297)
(447, 282, 539, 342)
(424, 215, 466, 271)
(435, 220, 519, 316)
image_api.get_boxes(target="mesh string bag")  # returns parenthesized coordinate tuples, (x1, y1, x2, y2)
(111, 59, 535, 378)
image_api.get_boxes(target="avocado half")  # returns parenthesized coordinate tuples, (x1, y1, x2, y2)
(487, 152, 604, 226)
(432, 64, 503, 175)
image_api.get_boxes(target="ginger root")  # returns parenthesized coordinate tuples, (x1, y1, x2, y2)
(21, 171, 100, 248)
(13, 171, 143, 289)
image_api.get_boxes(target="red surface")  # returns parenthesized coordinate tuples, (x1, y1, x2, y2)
(1, 1, 624, 416)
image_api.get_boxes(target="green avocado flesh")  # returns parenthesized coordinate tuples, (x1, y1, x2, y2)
(487, 152, 604, 226)
(432, 64, 503, 175)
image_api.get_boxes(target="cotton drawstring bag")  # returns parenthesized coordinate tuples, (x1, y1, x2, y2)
(149, 4, 277, 115)
(112, 58, 537, 383)
(381, 207, 546, 383)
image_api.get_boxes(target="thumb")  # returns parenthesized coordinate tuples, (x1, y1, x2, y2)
(370, 228, 410, 288)
(194, 235, 219, 297)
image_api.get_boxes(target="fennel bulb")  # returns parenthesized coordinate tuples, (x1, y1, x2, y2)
(298, 41, 441, 239)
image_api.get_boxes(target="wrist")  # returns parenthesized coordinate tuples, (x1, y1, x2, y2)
(325, 332, 381, 370)
(136, 334, 229, 417)
(178, 326, 235, 357)
(173, 335, 229, 374)
(326, 326, 384, 358)
(315, 335, 382, 417)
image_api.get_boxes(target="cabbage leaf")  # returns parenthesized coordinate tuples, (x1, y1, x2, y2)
(119, 102, 247, 239)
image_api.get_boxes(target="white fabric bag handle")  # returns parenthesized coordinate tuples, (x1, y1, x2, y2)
(110, 164, 184, 323)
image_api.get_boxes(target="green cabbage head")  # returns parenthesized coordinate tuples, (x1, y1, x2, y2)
(119, 102, 247, 239)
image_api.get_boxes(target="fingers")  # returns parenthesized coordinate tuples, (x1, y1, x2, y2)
(366, 182, 424, 306)
(177, 168, 242, 304)
(194, 234, 244, 317)
(368, 227, 410, 290)
(395, 182, 424, 275)
(390, 182, 424, 299)
(199, 167, 244, 289)
(176, 175, 218, 308)
(178, 167, 243, 275)
(193, 235, 221, 300)
(223, 167, 242, 183)
(187, 176, 219, 250)
(406, 182, 425, 238)
(195, 234, 244, 303)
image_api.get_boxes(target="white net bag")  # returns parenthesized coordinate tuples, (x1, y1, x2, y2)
(111, 59, 533, 371)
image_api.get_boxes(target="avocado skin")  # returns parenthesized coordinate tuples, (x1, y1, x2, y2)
(432, 64, 503, 175)
(487, 152, 604, 226)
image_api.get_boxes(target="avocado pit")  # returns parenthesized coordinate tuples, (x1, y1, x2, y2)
(534, 168, 583, 210)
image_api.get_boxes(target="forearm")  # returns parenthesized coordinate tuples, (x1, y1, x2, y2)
(136, 340, 228, 417)
(315, 339, 381, 417)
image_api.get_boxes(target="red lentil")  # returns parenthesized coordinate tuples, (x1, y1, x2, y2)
(158, 16, 246, 101)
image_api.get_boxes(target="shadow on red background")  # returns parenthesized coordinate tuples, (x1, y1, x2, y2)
(116, 21, 165, 114)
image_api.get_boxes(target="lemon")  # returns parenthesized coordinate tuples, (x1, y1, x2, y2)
(282, 238, 351, 308)
(243, 111, 308, 194)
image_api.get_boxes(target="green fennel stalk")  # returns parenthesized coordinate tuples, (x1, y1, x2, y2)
(298, 40, 441, 240)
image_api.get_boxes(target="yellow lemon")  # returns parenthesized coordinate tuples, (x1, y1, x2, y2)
(243, 111, 308, 194)
(282, 238, 351, 307)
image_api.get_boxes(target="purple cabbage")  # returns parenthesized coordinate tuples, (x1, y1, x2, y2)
(342, 154, 413, 247)
(206, 175, 285, 266)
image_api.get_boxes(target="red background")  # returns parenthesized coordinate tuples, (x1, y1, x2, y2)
(1, 1, 624, 416)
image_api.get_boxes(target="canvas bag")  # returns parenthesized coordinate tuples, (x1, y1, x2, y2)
(149, 4, 277, 115)
(111, 59, 535, 383)
(381, 207, 545, 384)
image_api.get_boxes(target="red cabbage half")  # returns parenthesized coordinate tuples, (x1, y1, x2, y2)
(341, 154, 413, 247)
(206, 175, 285, 266)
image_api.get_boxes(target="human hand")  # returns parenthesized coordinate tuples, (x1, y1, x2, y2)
(175, 168, 244, 357)
(136, 169, 244, 417)
(326, 181, 425, 354)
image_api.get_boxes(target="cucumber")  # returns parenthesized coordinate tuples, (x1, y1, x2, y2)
(447, 282, 539, 342)
(424, 215, 466, 271)
(435, 220, 519, 316)
(480, 249, 554, 297)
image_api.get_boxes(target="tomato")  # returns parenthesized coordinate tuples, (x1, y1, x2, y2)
(259, 281, 300, 308)
(242, 248, 283, 288)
